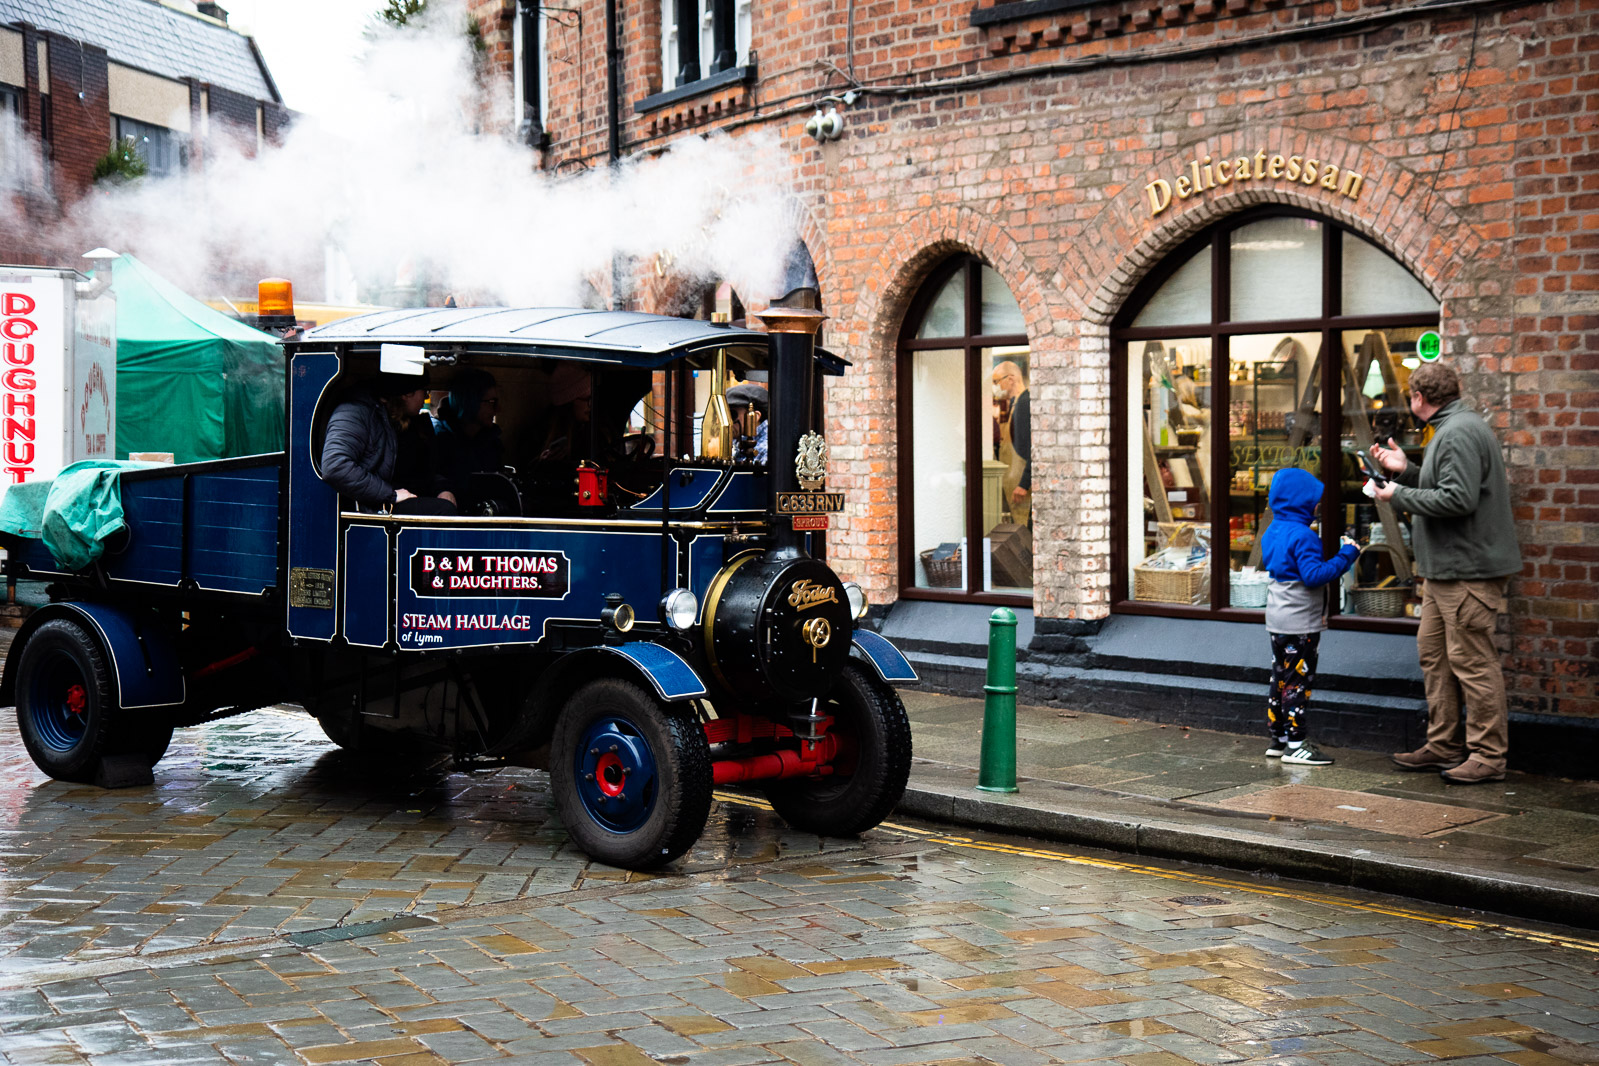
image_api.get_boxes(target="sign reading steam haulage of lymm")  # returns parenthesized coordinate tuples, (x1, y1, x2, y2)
(409, 549, 570, 599)
(1146, 149, 1366, 216)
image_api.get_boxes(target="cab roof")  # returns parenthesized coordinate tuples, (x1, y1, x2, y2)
(300, 306, 845, 374)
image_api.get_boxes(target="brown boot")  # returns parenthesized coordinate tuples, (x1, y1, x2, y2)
(1441, 756, 1506, 785)
(1391, 747, 1465, 772)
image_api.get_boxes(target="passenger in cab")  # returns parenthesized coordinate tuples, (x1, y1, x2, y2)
(433, 369, 505, 493)
(535, 366, 593, 462)
(321, 374, 458, 515)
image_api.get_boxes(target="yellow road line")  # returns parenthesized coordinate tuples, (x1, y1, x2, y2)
(711, 790, 1599, 956)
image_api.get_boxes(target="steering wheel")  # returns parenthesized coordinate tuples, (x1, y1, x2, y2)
(623, 433, 656, 461)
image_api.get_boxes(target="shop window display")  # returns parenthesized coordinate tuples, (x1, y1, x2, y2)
(1113, 209, 1439, 626)
(899, 257, 1033, 601)
(1128, 338, 1213, 604)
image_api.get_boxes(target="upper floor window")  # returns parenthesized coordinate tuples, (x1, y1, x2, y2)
(114, 116, 182, 178)
(663, 0, 752, 88)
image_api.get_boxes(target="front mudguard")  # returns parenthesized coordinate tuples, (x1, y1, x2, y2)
(490, 642, 708, 766)
(850, 629, 918, 684)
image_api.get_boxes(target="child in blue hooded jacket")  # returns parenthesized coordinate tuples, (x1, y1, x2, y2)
(1259, 466, 1359, 766)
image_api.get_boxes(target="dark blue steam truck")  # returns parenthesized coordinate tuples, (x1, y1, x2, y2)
(0, 301, 916, 868)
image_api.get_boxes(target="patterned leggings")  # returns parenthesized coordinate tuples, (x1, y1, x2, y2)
(1267, 632, 1321, 743)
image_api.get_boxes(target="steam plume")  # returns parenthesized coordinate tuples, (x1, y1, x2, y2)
(58, 1, 800, 307)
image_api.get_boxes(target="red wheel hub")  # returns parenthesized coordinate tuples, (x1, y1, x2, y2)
(65, 684, 86, 716)
(594, 752, 627, 797)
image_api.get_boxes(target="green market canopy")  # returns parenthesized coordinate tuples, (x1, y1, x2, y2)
(112, 255, 284, 463)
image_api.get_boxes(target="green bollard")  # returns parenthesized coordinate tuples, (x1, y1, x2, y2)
(977, 606, 1019, 793)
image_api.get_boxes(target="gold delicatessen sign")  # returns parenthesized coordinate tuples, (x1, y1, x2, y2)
(1146, 149, 1366, 216)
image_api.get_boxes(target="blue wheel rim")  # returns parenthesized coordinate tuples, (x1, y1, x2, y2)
(27, 650, 90, 754)
(573, 716, 659, 833)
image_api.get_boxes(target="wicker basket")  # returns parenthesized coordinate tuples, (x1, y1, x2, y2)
(1350, 584, 1406, 618)
(1230, 570, 1269, 609)
(920, 547, 962, 588)
(1349, 543, 1409, 618)
(1134, 562, 1208, 604)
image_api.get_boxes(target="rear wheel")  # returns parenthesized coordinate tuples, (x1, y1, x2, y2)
(314, 708, 440, 762)
(764, 659, 911, 837)
(551, 678, 712, 869)
(15, 619, 173, 782)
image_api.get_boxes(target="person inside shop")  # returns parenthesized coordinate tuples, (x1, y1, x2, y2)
(726, 381, 769, 464)
(1370, 362, 1520, 785)
(991, 360, 1031, 524)
(1259, 466, 1360, 767)
(433, 368, 505, 494)
(321, 372, 458, 515)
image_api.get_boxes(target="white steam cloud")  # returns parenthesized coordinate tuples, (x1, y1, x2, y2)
(60, 1, 800, 308)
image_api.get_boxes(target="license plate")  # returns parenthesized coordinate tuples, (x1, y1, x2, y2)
(775, 491, 844, 514)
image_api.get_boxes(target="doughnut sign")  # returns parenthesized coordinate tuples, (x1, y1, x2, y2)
(0, 272, 67, 484)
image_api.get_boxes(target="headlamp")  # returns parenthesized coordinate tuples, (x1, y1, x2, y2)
(662, 588, 698, 630)
(843, 581, 868, 621)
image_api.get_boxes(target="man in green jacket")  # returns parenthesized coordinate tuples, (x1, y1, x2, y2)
(1371, 362, 1520, 784)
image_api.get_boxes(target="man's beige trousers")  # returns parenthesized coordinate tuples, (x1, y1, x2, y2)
(1417, 578, 1510, 771)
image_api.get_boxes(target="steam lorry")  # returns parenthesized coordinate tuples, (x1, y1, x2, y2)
(0, 297, 917, 868)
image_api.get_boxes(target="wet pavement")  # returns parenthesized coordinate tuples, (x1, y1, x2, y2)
(3, 704, 1599, 1066)
(901, 692, 1599, 927)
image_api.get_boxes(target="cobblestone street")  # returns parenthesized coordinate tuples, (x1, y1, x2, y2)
(2, 707, 1596, 1066)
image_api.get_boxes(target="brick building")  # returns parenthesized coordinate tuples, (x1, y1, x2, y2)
(467, 0, 1595, 766)
(0, 0, 290, 266)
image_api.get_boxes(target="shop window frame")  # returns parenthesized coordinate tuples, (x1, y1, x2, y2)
(896, 255, 1032, 606)
(1110, 206, 1437, 633)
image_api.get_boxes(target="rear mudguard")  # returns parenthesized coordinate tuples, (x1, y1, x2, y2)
(0, 602, 186, 710)
(851, 629, 918, 684)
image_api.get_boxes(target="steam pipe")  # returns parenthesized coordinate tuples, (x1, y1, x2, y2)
(751, 308, 826, 555)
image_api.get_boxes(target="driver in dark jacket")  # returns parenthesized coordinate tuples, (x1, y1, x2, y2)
(321, 374, 456, 514)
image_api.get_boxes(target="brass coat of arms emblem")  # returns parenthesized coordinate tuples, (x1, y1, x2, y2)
(795, 432, 828, 490)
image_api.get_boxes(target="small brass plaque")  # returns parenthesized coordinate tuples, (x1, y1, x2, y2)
(775, 491, 844, 515)
(289, 567, 335, 609)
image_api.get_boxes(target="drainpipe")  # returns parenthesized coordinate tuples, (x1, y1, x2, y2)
(606, 0, 622, 309)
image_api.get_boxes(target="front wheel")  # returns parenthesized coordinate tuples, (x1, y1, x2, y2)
(550, 678, 712, 869)
(15, 619, 173, 782)
(764, 659, 912, 837)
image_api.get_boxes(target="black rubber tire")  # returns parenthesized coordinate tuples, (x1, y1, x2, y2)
(764, 659, 912, 837)
(14, 619, 173, 782)
(314, 710, 439, 762)
(550, 678, 712, 870)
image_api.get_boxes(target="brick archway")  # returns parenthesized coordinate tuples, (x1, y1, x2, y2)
(831, 205, 1084, 614)
(1067, 128, 1482, 324)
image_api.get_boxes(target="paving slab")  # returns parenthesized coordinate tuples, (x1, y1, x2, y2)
(898, 692, 1599, 929)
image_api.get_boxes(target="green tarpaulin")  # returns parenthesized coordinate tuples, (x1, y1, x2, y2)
(112, 255, 284, 464)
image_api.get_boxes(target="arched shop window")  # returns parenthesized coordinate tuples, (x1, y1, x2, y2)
(898, 256, 1032, 602)
(1112, 208, 1440, 626)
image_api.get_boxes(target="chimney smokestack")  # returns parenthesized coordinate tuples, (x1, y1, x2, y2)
(198, 2, 228, 24)
(752, 307, 826, 555)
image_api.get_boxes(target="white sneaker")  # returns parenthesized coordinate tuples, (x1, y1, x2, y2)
(1281, 742, 1333, 766)
(1265, 741, 1287, 758)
